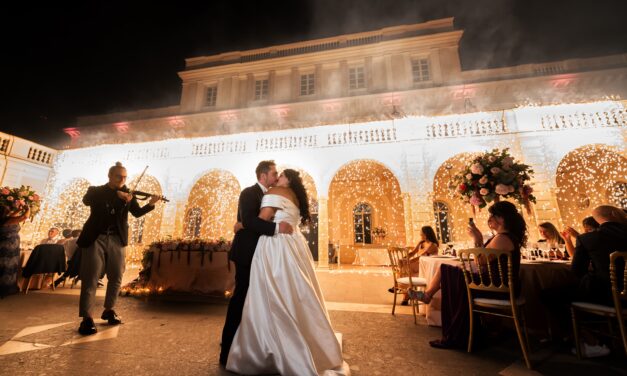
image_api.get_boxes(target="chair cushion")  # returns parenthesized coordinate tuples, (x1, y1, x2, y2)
(473, 297, 525, 306)
(572, 301, 617, 314)
(397, 276, 427, 286)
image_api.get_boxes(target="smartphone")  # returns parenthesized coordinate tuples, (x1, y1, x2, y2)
(468, 218, 474, 226)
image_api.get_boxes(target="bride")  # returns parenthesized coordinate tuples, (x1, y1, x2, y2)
(226, 169, 349, 376)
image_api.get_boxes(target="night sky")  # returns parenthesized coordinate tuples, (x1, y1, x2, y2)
(3, 0, 627, 148)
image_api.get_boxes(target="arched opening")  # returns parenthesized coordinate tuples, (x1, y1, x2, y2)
(556, 144, 627, 227)
(329, 160, 405, 250)
(433, 153, 484, 242)
(184, 170, 240, 240)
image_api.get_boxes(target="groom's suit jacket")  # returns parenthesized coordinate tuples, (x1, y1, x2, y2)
(229, 183, 276, 267)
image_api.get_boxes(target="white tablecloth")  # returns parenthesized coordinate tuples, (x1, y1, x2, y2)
(418, 256, 459, 326)
(352, 247, 390, 266)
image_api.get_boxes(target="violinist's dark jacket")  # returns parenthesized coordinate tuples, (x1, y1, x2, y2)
(77, 184, 154, 248)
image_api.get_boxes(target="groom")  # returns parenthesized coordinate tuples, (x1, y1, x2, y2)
(220, 160, 293, 366)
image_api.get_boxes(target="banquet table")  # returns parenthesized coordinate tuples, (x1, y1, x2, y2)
(147, 248, 235, 296)
(352, 247, 390, 266)
(418, 256, 576, 333)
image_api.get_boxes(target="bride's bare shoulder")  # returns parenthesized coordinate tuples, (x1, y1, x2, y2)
(267, 187, 291, 198)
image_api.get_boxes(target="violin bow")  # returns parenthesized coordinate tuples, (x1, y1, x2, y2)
(126, 165, 149, 206)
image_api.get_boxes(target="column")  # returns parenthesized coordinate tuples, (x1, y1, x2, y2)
(317, 197, 329, 269)
(402, 192, 414, 246)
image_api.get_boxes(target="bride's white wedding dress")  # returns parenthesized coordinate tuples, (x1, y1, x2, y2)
(226, 194, 350, 376)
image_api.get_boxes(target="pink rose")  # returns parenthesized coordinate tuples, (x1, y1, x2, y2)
(479, 175, 488, 185)
(1, 188, 9, 195)
(480, 188, 489, 196)
(495, 184, 510, 195)
(32, 194, 40, 201)
(470, 163, 484, 175)
(508, 185, 515, 193)
(490, 167, 501, 174)
(28, 195, 34, 200)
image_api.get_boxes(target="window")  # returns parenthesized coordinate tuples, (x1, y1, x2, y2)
(349, 66, 365, 90)
(411, 58, 431, 83)
(353, 202, 372, 244)
(185, 208, 202, 239)
(300, 73, 315, 96)
(205, 86, 217, 107)
(254, 79, 269, 100)
(433, 201, 451, 243)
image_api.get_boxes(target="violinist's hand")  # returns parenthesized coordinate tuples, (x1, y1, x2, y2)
(148, 195, 161, 205)
(116, 191, 133, 203)
(233, 222, 244, 234)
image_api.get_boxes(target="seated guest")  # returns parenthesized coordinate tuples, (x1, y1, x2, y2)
(572, 205, 627, 305)
(388, 226, 439, 305)
(410, 201, 526, 304)
(40, 227, 60, 245)
(561, 216, 599, 258)
(542, 205, 627, 357)
(57, 229, 72, 245)
(53, 229, 82, 288)
(538, 221, 565, 247)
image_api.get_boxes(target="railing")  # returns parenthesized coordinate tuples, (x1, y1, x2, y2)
(192, 141, 247, 156)
(426, 118, 506, 138)
(255, 135, 317, 152)
(541, 108, 626, 130)
(27, 147, 53, 165)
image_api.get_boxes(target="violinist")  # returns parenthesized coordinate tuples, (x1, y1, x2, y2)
(76, 162, 161, 335)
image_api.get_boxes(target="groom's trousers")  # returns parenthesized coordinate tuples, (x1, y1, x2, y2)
(220, 262, 251, 365)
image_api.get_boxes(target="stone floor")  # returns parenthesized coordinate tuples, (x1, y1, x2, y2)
(0, 266, 625, 375)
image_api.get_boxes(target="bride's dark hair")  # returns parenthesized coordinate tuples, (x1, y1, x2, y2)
(283, 169, 311, 225)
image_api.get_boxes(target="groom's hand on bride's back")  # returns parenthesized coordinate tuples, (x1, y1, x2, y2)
(233, 222, 244, 234)
(279, 222, 293, 234)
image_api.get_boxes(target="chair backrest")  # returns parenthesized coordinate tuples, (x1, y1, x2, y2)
(387, 246, 411, 282)
(458, 247, 517, 298)
(610, 251, 627, 306)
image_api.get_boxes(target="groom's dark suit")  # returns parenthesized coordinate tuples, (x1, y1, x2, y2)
(220, 183, 275, 365)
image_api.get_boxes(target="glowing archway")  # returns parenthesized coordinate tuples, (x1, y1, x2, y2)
(328, 160, 405, 248)
(556, 144, 627, 228)
(184, 170, 240, 240)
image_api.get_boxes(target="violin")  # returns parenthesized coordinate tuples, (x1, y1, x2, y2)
(118, 186, 169, 203)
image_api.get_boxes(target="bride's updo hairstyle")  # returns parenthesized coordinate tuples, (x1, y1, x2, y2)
(283, 169, 311, 225)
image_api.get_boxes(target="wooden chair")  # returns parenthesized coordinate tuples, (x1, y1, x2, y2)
(459, 248, 531, 369)
(571, 251, 627, 358)
(387, 246, 427, 324)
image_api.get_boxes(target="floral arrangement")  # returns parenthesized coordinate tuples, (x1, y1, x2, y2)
(0, 185, 41, 220)
(454, 148, 536, 212)
(372, 227, 387, 238)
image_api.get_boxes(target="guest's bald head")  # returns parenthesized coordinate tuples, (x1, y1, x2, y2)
(592, 205, 627, 225)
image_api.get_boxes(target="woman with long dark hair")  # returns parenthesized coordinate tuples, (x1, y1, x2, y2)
(226, 169, 349, 375)
(388, 225, 439, 305)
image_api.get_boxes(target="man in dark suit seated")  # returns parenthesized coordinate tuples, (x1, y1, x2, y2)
(571, 205, 627, 305)
(76, 162, 161, 335)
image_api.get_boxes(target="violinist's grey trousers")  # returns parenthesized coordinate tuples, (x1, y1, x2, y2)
(79, 234, 126, 318)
